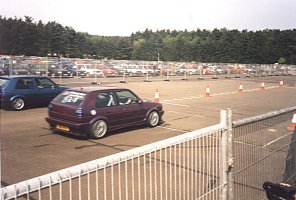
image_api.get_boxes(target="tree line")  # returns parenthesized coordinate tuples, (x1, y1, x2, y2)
(1, 16, 296, 64)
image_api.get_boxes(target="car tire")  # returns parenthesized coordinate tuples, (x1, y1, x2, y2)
(12, 98, 25, 110)
(147, 111, 160, 127)
(90, 120, 108, 139)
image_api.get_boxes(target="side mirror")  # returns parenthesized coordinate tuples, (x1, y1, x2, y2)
(51, 84, 59, 89)
(137, 99, 143, 104)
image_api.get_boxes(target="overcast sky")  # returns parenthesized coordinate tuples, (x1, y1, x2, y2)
(1, 0, 295, 36)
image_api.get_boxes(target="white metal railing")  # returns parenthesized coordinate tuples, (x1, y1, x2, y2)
(3, 106, 295, 200)
(1, 111, 228, 200)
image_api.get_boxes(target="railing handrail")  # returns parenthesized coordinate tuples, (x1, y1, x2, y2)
(233, 106, 296, 128)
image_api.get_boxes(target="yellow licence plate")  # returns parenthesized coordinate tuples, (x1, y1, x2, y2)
(56, 125, 70, 132)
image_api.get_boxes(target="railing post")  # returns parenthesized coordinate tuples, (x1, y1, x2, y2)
(220, 109, 234, 200)
(220, 109, 228, 200)
(226, 108, 234, 200)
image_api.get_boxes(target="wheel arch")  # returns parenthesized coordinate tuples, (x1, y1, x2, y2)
(10, 95, 25, 102)
(145, 108, 160, 120)
(89, 116, 108, 125)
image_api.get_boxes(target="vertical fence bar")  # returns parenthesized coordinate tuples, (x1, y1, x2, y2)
(174, 144, 177, 200)
(220, 109, 228, 200)
(111, 160, 114, 200)
(215, 131, 219, 200)
(48, 176, 52, 200)
(154, 151, 158, 200)
(206, 135, 209, 200)
(138, 155, 141, 200)
(132, 158, 135, 200)
(165, 148, 168, 200)
(38, 177, 42, 200)
(183, 142, 186, 200)
(95, 164, 99, 200)
(191, 140, 194, 200)
(125, 158, 128, 200)
(199, 137, 201, 198)
(78, 167, 82, 200)
(58, 173, 62, 200)
(149, 152, 152, 200)
(178, 144, 181, 200)
(186, 140, 189, 200)
(87, 170, 90, 200)
(201, 136, 205, 199)
(144, 154, 147, 200)
(118, 162, 121, 200)
(226, 108, 234, 200)
(104, 165, 107, 200)
(169, 146, 172, 200)
(68, 171, 72, 200)
(160, 149, 163, 200)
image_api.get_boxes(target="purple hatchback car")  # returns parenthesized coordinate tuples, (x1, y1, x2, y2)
(46, 87, 164, 139)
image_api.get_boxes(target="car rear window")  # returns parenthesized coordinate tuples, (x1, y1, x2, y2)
(53, 91, 86, 106)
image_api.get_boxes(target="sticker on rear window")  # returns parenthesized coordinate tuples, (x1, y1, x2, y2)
(55, 91, 86, 106)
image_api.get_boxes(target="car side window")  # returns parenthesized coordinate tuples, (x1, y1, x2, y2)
(116, 90, 138, 105)
(35, 78, 54, 88)
(96, 92, 116, 108)
(15, 78, 34, 89)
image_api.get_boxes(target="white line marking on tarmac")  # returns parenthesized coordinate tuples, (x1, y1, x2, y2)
(161, 102, 191, 107)
(162, 85, 289, 105)
(163, 100, 173, 102)
(168, 111, 181, 113)
(158, 125, 188, 133)
(263, 132, 292, 148)
(168, 111, 205, 118)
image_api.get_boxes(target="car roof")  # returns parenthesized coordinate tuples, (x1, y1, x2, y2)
(0, 75, 45, 79)
(68, 86, 127, 93)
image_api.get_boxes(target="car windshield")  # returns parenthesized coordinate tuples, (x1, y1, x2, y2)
(53, 91, 86, 106)
(0, 78, 9, 88)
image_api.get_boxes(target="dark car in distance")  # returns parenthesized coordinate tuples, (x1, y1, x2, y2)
(0, 75, 68, 110)
(48, 68, 72, 77)
(46, 87, 164, 139)
(64, 65, 88, 77)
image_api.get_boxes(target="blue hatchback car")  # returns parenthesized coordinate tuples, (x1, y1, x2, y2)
(0, 75, 68, 110)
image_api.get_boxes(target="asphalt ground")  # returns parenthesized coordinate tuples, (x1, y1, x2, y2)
(1, 75, 296, 186)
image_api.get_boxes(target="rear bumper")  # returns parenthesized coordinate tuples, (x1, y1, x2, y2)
(46, 116, 91, 136)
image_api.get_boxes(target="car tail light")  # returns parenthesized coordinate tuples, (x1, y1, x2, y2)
(75, 108, 84, 117)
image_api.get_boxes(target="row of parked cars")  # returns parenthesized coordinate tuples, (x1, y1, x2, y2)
(2, 56, 294, 78)
(0, 65, 107, 77)
(0, 65, 202, 78)
(0, 75, 164, 139)
(1, 57, 201, 78)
